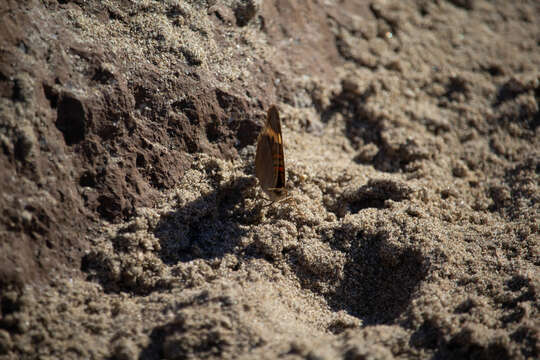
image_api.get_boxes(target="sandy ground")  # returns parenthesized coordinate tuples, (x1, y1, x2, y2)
(0, 0, 538, 359)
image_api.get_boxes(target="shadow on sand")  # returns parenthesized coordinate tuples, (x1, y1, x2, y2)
(153, 175, 261, 264)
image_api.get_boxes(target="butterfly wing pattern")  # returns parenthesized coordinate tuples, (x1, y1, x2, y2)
(255, 105, 288, 202)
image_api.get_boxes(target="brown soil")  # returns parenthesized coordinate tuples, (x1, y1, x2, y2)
(0, 0, 538, 359)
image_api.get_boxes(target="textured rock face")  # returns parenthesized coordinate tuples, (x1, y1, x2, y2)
(0, 0, 269, 287)
(1, 0, 539, 359)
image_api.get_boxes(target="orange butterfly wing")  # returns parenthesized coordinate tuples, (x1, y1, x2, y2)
(255, 105, 285, 194)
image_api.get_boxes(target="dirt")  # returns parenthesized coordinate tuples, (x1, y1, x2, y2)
(0, 0, 538, 359)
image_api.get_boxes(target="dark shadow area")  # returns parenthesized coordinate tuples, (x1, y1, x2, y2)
(138, 291, 258, 360)
(138, 325, 166, 360)
(55, 92, 87, 146)
(81, 175, 262, 294)
(408, 277, 534, 359)
(410, 319, 444, 351)
(138, 313, 233, 360)
(0, 283, 24, 335)
(494, 77, 529, 107)
(291, 227, 429, 329)
(492, 77, 540, 131)
(154, 175, 260, 264)
(487, 156, 540, 221)
(326, 179, 414, 218)
(499, 275, 534, 326)
(321, 81, 380, 153)
(410, 320, 513, 360)
(139, 317, 241, 360)
(321, 82, 429, 173)
(327, 231, 429, 326)
(510, 326, 537, 359)
(443, 75, 470, 103)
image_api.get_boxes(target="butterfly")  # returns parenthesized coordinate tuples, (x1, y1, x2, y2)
(255, 105, 289, 203)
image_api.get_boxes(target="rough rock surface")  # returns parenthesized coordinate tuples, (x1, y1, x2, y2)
(0, 0, 538, 359)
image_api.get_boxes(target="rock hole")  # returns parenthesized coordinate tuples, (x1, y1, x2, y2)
(43, 83, 58, 108)
(79, 171, 96, 188)
(136, 153, 146, 168)
(55, 94, 86, 145)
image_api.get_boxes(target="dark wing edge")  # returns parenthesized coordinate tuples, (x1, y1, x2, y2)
(268, 105, 286, 188)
